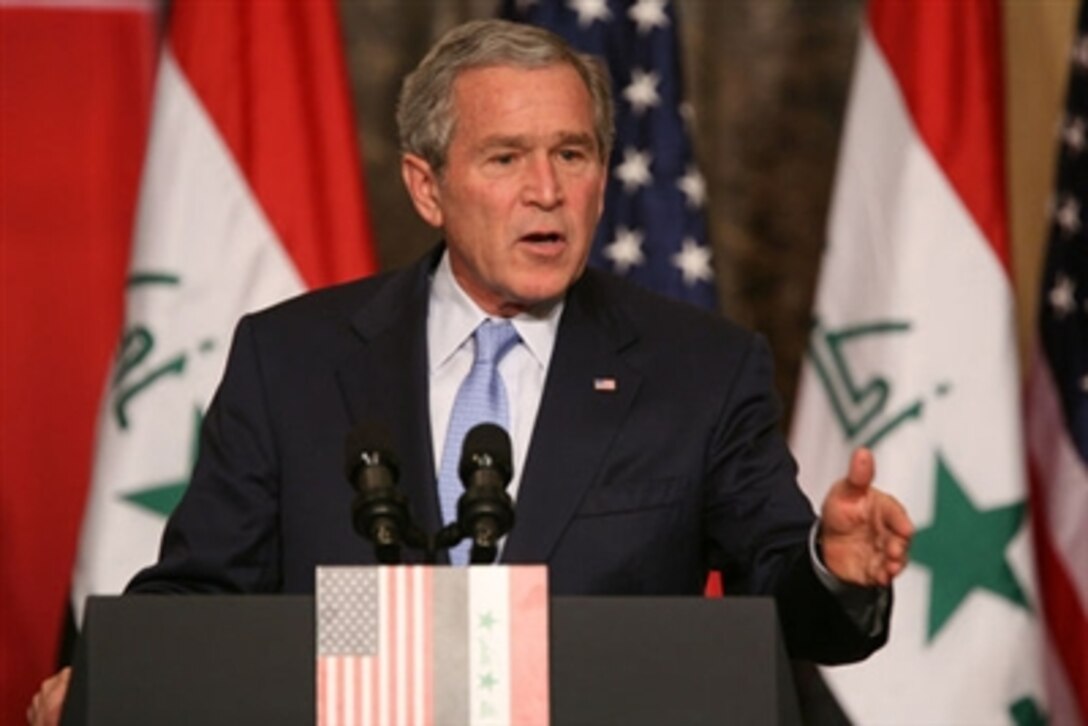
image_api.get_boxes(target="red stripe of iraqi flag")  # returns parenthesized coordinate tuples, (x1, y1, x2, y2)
(869, 0, 1010, 269)
(169, 0, 378, 285)
(0, 6, 156, 724)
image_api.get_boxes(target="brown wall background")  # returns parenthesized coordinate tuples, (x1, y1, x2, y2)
(339, 0, 1079, 426)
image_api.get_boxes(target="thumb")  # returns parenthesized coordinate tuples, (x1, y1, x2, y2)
(844, 447, 875, 493)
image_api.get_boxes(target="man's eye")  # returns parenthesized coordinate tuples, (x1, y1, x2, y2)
(490, 153, 516, 165)
(558, 148, 587, 163)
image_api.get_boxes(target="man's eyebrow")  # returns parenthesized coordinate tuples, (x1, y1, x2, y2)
(476, 132, 597, 150)
(477, 135, 531, 150)
(555, 131, 595, 147)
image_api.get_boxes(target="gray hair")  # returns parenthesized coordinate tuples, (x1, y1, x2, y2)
(397, 19, 615, 174)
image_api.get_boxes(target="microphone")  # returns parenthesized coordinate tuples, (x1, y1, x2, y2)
(344, 421, 413, 564)
(456, 423, 515, 564)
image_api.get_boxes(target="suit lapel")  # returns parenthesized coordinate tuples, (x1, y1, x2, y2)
(335, 251, 444, 554)
(503, 271, 641, 563)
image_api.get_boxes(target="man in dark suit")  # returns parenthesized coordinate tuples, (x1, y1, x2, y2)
(30, 18, 911, 725)
(125, 16, 910, 658)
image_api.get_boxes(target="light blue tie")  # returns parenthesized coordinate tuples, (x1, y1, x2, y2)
(438, 319, 520, 565)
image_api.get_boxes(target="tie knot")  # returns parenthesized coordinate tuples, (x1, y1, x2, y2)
(473, 319, 519, 365)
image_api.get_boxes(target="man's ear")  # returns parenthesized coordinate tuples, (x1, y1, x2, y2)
(401, 153, 444, 228)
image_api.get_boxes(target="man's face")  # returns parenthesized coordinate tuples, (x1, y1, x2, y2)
(403, 63, 607, 316)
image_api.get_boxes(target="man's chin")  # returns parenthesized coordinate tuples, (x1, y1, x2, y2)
(499, 282, 571, 318)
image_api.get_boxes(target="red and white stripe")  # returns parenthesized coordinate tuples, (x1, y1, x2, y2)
(507, 567, 550, 725)
(1028, 359, 1088, 724)
(320, 567, 434, 726)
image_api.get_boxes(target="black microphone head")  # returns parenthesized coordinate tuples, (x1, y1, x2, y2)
(344, 421, 399, 483)
(458, 423, 513, 483)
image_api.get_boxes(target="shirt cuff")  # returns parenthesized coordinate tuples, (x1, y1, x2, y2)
(809, 520, 890, 637)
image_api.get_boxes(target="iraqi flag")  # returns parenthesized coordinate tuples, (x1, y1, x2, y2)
(790, 1, 1047, 722)
(72, 0, 378, 620)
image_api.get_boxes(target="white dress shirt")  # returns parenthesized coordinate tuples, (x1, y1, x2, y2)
(426, 251, 563, 505)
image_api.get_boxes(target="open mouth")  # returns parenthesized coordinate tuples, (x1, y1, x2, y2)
(520, 231, 565, 244)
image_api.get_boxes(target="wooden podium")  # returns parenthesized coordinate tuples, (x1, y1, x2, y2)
(62, 595, 802, 725)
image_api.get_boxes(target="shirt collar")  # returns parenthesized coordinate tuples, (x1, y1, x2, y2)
(427, 249, 564, 373)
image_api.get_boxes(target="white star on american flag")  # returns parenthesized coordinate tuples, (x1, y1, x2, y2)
(604, 226, 646, 274)
(1055, 194, 1082, 236)
(623, 69, 661, 115)
(671, 237, 714, 286)
(1073, 34, 1088, 71)
(677, 165, 707, 208)
(1063, 116, 1087, 154)
(628, 0, 670, 35)
(1050, 273, 1077, 317)
(567, 0, 611, 27)
(614, 147, 653, 193)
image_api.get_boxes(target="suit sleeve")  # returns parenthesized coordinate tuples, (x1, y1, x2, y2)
(702, 334, 889, 664)
(126, 314, 283, 593)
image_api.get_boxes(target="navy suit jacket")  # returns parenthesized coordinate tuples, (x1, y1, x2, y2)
(129, 247, 887, 663)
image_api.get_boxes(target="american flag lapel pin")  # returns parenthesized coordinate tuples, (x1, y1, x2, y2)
(593, 376, 617, 392)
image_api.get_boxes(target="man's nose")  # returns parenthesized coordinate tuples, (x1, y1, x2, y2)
(521, 155, 563, 208)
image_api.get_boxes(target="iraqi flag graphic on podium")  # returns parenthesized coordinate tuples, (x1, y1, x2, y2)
(72, 0, 378, 618)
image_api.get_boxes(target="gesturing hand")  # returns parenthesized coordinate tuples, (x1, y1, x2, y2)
(819, 448, 914, 587)
(27, 667, 69, 726)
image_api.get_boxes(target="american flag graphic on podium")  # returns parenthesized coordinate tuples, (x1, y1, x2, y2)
(503, 0, 718, 310)
(316, 566, 550, 726)
(1027, 3, 1088, 722)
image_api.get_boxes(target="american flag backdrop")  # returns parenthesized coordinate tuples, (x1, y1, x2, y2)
(1028, 3, 1088, 722)
(316, 566, 550, 726)
(502, 0, 718, 310)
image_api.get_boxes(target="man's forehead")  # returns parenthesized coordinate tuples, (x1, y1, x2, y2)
(451, 61, 586, 94)
(446, 64, 595, 139)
